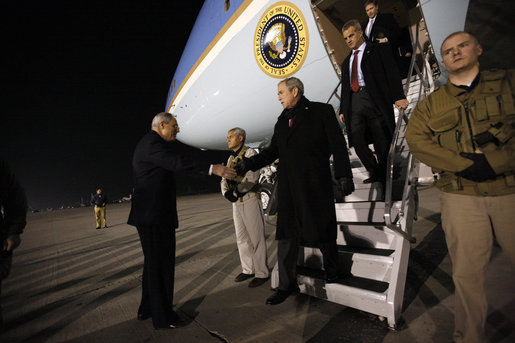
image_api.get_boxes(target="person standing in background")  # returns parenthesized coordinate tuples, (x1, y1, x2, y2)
(91, 187, 107, 230)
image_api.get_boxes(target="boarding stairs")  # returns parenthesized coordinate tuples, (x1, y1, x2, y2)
(270, 38, 436, 327)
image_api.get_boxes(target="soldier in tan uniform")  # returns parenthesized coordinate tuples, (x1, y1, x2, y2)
(221, 128, 270, 288)
(406, 31, 515, 343)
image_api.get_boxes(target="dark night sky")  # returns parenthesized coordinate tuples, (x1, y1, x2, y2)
(4, 0, 229, 209)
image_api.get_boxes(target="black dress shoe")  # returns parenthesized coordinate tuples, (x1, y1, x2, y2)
(154, 323, 177, 330)
(137, 313, 151, 321)
(248, 277, 269, 288)
(153, 312, 187, 329)
(234, 273, 254, 282)
(266, 290, 291, 305)
(363, 176, 377, 184)
(95, 227, 101, 230)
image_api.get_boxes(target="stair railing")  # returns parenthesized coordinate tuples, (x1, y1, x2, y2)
(383, 17, 436, 243)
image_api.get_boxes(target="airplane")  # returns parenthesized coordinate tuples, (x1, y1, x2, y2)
(162, 0, 480, 330)
(165, 0, 471, 151)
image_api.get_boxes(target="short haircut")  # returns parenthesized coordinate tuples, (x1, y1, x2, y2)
(440, 31, 480, 56)
(279, 77, 304, 96)
(151, 112, 174, 129)
(228, 127, 246, 143)
(364, 0, 378, 7)
(342, 19, 362, 34)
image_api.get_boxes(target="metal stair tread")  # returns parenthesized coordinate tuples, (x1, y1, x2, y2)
(296, 265, 389, 294)
(337, 245, 395, 257)
(300, 243, 394, 257)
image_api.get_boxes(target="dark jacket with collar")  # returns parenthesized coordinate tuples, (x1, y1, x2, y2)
(362, 12, 401, 46)
(91, 193, 107, 207)
(127, 130, 197, 227)
(245, 96, 352, 244)
(339, 42, 405, 147)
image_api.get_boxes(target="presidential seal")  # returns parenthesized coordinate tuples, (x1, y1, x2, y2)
(254, 2, 309, 78)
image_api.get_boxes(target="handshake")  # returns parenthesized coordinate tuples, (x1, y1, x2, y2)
(212, 157, 251, 180)
(219, 157, 355, 198)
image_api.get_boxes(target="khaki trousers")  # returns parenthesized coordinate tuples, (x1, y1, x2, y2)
(232, 194, 269, 278)
(94, 205, 107, 228)
(440, 192, 515, 343)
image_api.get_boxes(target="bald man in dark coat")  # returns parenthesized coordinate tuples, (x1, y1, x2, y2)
(128, 112, 235, 329)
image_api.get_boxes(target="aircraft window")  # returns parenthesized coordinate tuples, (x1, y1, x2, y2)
(224, 0, 230, 12)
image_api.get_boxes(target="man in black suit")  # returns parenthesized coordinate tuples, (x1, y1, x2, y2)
(339, 19, 408, 184)
(235, 77, 355, 306)
(127, 112, 235, 329)
(362, 0, 412, 77)
(363, 0, 401, 45)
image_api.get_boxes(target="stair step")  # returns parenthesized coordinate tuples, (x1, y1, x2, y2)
(295, 267, 395, 319)
(338, 245, 394, 257)
(297, 266, 389, 300)
(337, 224, 397, 250)
(335, 201, 387, 224)
(299, 246, 394, 282)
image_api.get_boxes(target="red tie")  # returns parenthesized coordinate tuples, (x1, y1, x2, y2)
(351, 50, 359, 92)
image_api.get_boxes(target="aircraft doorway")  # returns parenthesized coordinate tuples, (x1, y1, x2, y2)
(310, 0, 440, 82)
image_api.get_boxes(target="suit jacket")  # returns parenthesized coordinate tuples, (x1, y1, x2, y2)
(363, 13, 401, 47)
(127, 131, 199, 227)
(339, 42, 405, 147)
(246, 97, 352, 244)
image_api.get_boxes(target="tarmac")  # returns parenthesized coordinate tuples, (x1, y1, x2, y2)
(1, 188, 514, 343)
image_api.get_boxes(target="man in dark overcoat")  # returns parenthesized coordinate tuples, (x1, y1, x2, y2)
(235, 77, 355, 305)
(128, 112, 235, 329)
(339, 19, 408, 184)
(0, 158, 27, 328)
(361, 0, 412, 78)
(362, 0, 401, 46)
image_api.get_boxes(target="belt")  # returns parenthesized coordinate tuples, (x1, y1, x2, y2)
(237, 192, 259, 202)
(352, 86, 366, 93)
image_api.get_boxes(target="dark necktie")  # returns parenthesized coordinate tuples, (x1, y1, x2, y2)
(351, 50, 359, 92)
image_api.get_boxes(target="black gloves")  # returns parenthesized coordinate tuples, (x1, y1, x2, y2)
(455, 152, 497, 182)
(234, 156, 250, 176)
(224, 191, 238, 203)
(338, 177, 355, 196)
(473, 122, 506, 147)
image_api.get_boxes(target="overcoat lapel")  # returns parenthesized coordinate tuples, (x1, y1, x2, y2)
(361, 44, 371, 69)
(286, 101, 309, 141)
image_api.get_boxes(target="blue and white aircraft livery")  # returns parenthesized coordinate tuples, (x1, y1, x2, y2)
(165, 0, 470, 151)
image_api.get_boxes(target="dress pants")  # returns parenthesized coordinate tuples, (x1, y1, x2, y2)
(94, 205, 107, 228)
(233, 194, 269, 278)
(136, 223, 176, 328)
(350, 90, 390, 179)
(440, 192, 515, 343)
(277, 238, 339, 291)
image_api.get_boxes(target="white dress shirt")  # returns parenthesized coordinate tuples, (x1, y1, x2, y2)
(366, 17, 375, 38)
(349, 41, 366, 87)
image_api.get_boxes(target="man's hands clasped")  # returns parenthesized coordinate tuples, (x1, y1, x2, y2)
(456, 152, 497, 182)
(224, 191, 238, 203)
